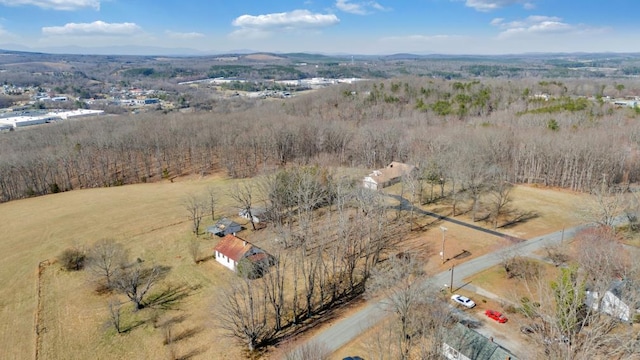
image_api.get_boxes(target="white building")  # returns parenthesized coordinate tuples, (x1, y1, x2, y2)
(362, 161, 418, 190)
(213, 234, 269, 272)
(585, 281, 638, 322)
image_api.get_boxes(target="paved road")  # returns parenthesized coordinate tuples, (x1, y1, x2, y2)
(305, 220, 591, 355)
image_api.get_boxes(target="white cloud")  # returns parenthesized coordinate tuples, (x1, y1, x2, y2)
(165, 30, 204, 40)
(0, 0, 99, 10)
(231, 9, 339, 38)
(462, 0, 534, 12)
(0, 24, 17, 40)
(42, 21, 141, 36)
(335, 0, 388, 15)
(490, 15, 606, 39)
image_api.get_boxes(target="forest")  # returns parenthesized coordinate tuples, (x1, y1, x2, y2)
(1, 76, 639, 203)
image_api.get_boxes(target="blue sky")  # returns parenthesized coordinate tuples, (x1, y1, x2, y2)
(0, 0, 638, 55)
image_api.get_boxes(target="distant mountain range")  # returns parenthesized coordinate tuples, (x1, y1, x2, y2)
(1, 44, 640, 61)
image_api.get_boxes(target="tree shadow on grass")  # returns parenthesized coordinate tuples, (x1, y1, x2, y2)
(163, 326, 204, 345)
(499, 211, 539, 229)
(173, 346, 208, 360)
(195, 255, 214, 264)
(120, 319, 146, 334)
(452, 249, 471, 260)
(145, 283, 194, 310)
(156, 314, 189, 328)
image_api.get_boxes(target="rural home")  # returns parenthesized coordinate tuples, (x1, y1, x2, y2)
(585, 280, 639, 323)
(206, 217, 242, 237)
(442, 323, 518, 360)
(213, 234, 270, 273)
(238, 207, 266, 223)
(362, 161, 418, 190)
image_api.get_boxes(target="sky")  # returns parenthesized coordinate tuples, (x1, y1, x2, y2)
(0, 0, 638, 55)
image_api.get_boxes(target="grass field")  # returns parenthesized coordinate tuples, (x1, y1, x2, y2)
(0, 174, 252, 360)
(0, 174, 590, 360)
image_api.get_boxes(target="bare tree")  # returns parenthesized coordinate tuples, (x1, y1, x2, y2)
(261, 252, 287, 331)
(114, 264, 164, 310)
(366, 253, 429, 360)
(214, 276, 271, 352)
(574, 227, 629, 285)
(584, 184, 627, 229)
(229, 182, 258, 230)
(486, 173, 513, 229)
(107, 298, 123, 334)
(184, 193, 206, 236)
(402, 170, 420, 230)
(188, 238, 201, 264)
(206, 186, 218, 221)
(88, 239, 127, 290)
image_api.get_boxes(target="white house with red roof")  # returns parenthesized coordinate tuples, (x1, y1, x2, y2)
(213, 234, 269, 272)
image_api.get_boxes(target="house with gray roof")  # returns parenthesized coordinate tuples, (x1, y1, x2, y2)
(442, 323, 518, 360)
(206, 217, 242, 237)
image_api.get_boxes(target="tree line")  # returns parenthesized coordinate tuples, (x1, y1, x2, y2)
(2, 77, 640, 203)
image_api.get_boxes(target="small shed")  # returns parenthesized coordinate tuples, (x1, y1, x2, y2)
(206, 218, 242, 237)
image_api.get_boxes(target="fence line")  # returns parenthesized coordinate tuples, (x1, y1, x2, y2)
(35, 259, 50, 360)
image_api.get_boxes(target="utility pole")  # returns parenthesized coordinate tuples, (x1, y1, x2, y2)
(440, 226, 448, 264)
(449, 264, 455, 293)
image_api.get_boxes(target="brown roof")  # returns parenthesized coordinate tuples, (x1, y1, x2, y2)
(214, 234, 252, 262)
(365, 161, 417, 184)
(246, 253, 268, 263)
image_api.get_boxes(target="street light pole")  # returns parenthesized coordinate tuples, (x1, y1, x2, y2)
(440, 226, 448, 264)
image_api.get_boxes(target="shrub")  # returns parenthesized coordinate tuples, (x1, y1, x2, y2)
(502, 256, 542, 280)
(58, 247, 86, 271)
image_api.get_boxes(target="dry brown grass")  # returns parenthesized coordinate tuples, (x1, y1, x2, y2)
(0, 174, 251, 360)
(465, 261, 561, 305)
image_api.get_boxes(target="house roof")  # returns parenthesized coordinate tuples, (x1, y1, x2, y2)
(247, 252, 268, 263)
(213, 234, 253, 262)
(364, 161, 417, 185)
(207, 217, 242, 236)
(443, 323, 518, 360)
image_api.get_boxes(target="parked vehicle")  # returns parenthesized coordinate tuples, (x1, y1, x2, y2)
(451, 294, 476, 308)
(485, 309, 508, 323)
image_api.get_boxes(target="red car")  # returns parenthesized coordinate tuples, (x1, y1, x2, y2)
(485, 309, 508, 323)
